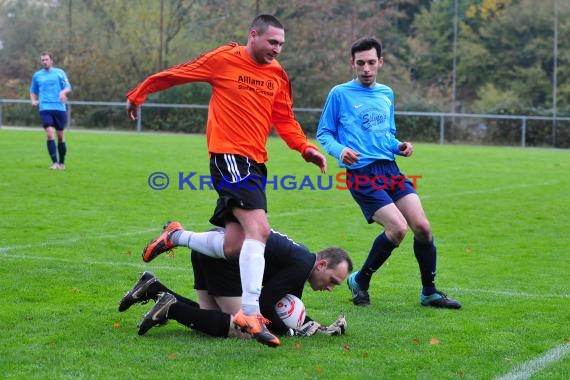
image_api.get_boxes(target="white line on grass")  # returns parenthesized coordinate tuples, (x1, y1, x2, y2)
(0, 228, 158, 253)
(384, 283, 569, 300)
(269, 180, 559, 218)
(0, 251, 189, 272)
(495, 343, 570, 380)
(0, 222, 213, 253)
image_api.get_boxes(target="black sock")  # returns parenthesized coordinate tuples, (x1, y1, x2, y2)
(413, 238, 437, 295)
(356, 232, 398, 290)
(148, 281, 200, 307)
(168, 303, 231, 337)
(57, 141, 67, 164)
(47, 140, 57, 163)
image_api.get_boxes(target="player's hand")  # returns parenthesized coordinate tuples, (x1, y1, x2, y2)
(303, 147, 327, 174)
(126, 99, 138, 120)
(340, 148, 360, 166)
(31, 100, 39, 107)
(318, 313, 347, 336)
(398, 142, 413, 157)
(288, 321, 321, 337)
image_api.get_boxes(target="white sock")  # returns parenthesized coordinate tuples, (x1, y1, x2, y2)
(239, 239, 266, 315)
(179, 230, 225, 259)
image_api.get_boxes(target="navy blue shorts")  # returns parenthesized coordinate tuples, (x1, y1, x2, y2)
(209, 154, 267, 227)
(347, 160, 417, 223)
(191, 250, 242, 297)
(39, 110, 67, 130)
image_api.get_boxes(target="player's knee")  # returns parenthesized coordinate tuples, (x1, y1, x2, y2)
(257, 224, 271, 241)
(386, 223, 408, 245)
(223, 243, 241, 259)
(412, 220, 432, 242)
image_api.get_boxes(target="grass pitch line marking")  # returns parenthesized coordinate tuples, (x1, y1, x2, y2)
(495, 342, 570, 380)
(3, 248, 569, 300)
(0, 222, 213, 253)
(387, 283, 569, 300)
(0, 251, 189, 272)
(270, 181, 559, 218)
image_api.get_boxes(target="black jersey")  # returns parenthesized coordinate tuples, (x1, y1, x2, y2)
(260, 230, 316, 335)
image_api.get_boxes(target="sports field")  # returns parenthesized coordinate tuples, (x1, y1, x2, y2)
(1, 128, 569, 379)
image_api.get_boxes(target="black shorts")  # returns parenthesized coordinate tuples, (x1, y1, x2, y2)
(191, 250, 242, 297)
(209, 154, 267, 227)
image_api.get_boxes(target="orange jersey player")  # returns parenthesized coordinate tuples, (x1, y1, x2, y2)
(126, 14, 326, 348)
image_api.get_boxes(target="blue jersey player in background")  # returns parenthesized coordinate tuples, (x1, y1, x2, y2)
(317, 37, 461, 310)
(30, 51, 71, 170)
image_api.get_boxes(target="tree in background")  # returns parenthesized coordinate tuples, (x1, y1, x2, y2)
(0, 0, 568, 120)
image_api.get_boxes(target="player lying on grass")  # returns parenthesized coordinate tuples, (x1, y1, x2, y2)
(119, 228, 352, 338)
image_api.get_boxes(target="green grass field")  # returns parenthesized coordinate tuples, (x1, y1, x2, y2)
(1, 128, 569, 379)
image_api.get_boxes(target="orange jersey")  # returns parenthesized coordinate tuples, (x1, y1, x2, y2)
(127, 43, 317, 163)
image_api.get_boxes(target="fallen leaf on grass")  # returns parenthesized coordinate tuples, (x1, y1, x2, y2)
(126, 250, 132, 256)
(315, 367, 322, 374)
(362, 352, 369, 358)
(168, 353, 177, 359)
(69, 287, 79, 293)
(341, 344, 350, 352)
(464, 247, 472, 253)
(167, 251, 176, 259)
(429, 337, 440, 345)
(412, 337, 421, 345)
(113, 322, 121, 329)
(293, 343, 302, 350)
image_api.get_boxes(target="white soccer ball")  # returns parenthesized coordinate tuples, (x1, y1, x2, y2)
(275, 294, 306, 329)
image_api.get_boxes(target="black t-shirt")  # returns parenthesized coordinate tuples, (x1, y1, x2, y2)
(260, 231, 316, 335)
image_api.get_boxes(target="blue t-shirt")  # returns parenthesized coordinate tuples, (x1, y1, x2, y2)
(316, 80, 401, 169)
(30, 68, 71, 112)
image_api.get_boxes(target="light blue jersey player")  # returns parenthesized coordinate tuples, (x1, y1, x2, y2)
(30, 51, 71, 170)
(317, 37, 461, 310)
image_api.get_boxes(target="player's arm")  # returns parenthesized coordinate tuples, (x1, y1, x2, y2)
(271, 73, 327, 173)
(125, 44, 233, 119)
(316, 88, 355, 164)
(29, 77, 39, 106)
(259, 283, 294, 335)
(30, 92, 39, 107)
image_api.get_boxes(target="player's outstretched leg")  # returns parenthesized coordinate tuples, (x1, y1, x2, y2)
(232, 310, 280, 347)
(118, 271, 157, 312)
(142, 221, 183, 262)
(137, 292, 177, 335)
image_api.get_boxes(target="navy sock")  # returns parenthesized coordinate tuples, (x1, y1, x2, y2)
(47, 140, 57, 163)
(356, 232, 398, 290)
(57, 141, 67, 164)
(413, 238, 437, 295)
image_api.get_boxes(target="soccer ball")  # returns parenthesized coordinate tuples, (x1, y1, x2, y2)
(275, 294, 305, 329)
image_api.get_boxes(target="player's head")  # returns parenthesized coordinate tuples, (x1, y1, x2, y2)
(350, 37, 384, 87)
(247, 14, 285, 64)
(40, 51, 54, 70)
(308, 247, 353, 292)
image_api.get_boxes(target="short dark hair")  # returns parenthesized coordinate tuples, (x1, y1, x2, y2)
(316, 247, 353, 273)
(40, 51, 53, 59)
(250, 14, 284, 35)
(350, 37, 382, 59)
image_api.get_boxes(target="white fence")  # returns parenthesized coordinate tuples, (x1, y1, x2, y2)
(1, 99, 569, 148)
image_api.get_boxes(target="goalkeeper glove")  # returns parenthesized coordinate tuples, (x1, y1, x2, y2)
(288, 321, 321, 337)
(318, 313, 347, 336)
